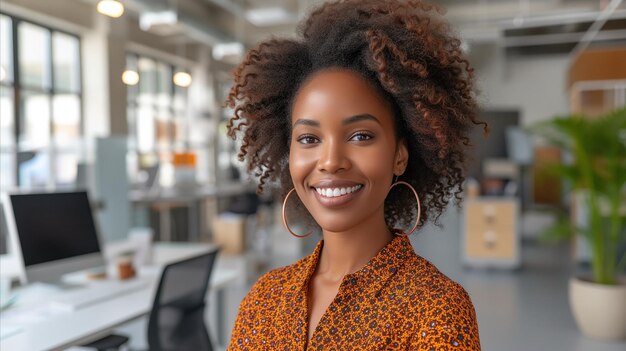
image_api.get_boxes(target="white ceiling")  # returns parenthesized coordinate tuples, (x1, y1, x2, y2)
(122, 0, 625, 58)
(238, 0, 621, 43)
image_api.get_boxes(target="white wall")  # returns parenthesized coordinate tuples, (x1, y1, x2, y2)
(470, 43, 571, 125)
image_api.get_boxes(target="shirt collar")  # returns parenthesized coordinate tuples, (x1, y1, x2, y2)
(291, 234, 414, 296)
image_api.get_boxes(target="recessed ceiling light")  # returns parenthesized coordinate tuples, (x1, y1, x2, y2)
(122, 70, 139, 85)
(97, 0, 125, 19)
(173, 71, 192, 87)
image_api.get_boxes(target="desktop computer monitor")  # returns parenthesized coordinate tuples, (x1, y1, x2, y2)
(2, 191, 106, 285)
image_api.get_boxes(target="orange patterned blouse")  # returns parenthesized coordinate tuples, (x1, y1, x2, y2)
(228, 235, 480, 350)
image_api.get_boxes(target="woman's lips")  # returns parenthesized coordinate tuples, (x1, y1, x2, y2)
(311, 184, 364, 208)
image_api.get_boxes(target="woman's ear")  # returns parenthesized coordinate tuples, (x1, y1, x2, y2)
(394, 139, 409, 176)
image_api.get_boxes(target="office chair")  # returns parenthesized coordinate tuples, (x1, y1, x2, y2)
(82, 249, 219, 351)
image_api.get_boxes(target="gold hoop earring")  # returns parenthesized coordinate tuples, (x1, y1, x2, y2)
(282, 188, 312, 238)
(388, 180, 421, 236)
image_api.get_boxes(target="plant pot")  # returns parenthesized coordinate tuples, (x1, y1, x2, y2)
(569, 277, 626, 341)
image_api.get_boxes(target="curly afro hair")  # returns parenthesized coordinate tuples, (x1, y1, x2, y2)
(226, 0, 487, 229)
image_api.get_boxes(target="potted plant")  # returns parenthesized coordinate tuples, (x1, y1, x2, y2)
(531, 107, 626, 341)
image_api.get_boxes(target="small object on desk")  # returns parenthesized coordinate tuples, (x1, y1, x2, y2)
(117, 256, 136, 280)
(85, 267, 108, 280)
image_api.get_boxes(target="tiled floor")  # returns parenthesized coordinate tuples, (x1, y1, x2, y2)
(120, 205, 626, 350)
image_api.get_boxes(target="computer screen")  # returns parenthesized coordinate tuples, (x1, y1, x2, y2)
(3, 191, 105, 284)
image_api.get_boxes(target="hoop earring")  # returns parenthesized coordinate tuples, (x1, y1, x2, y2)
(282, 188, 312, 238)
(388, 180, 421, 236)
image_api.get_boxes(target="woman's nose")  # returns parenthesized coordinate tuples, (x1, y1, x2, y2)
(317, 139, 350, 173)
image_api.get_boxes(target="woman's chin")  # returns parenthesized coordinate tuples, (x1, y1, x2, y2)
(307, 205, 385, 235)
(313, 218, 363, 235)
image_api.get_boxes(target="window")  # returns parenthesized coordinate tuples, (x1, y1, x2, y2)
(0, 13, 82, 192)
(126, 53, 196, 184)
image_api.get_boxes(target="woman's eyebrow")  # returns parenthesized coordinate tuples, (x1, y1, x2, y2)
(293, 114, 381, 128)
(293, 118, 320, 128)
(342, 113, 381, 125)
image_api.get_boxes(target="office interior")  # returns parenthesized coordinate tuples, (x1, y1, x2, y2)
(0, 0, 624, 350)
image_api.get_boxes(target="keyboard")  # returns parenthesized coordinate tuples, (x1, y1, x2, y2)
(48, 279, 150, 311)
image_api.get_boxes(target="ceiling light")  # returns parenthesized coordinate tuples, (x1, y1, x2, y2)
(245, 7, 296, 27)
(122, 70, 139, 85)
(213, 42, 244, 61)
(139, 10, 177, 32)
(173, 71, 192, 87)
(97, 0, 125, 18)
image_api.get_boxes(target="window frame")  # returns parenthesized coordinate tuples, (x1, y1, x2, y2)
(0, 12, 84, 190)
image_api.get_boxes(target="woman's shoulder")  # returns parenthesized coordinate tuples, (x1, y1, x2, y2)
(402, 254, 471, 297)
(399, 254, 480, 349)
(397, 254, 477, 317)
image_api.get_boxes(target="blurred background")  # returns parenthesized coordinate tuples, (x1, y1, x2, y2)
(0, 0, 625, 350)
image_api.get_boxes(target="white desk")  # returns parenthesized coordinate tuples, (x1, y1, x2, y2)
(0, 242, 241, 351)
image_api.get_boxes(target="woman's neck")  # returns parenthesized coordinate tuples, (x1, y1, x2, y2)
(316, 209, 393, 283)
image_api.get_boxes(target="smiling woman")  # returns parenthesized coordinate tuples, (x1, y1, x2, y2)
(226, 0, 485, 350)
(289, 69, 406, 235)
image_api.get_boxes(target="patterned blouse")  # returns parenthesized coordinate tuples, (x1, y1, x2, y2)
(228, 234, 480, 350)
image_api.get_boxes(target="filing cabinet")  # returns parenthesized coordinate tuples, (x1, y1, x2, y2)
(462, 197, 521, 269)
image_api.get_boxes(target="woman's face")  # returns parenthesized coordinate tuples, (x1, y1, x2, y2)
(289, 69, 408, 233)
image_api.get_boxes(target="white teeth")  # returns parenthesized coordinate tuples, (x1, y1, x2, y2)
(315, 185, 362, 198)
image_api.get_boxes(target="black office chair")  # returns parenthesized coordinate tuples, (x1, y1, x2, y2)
(82, 249, 219, 351)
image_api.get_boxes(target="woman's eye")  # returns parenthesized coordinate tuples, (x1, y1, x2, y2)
(297, 135, 319, 144)
(349, 132, 373, 142)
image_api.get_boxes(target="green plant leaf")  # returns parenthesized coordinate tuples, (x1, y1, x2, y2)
(529, 107, 626, 284)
